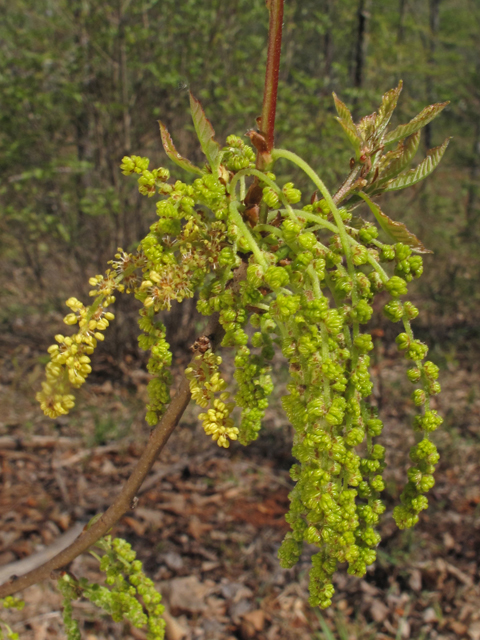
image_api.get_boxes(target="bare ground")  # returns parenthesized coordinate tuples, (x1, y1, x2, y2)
(0, 314, 479, 640)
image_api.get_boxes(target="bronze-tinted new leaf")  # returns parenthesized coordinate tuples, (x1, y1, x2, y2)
(357, 113, 377, 143)
(359, 192, 432, 253)
(333, 92, 355, 127)
(384, 101, 449, 145)
(189, 92, 221, 172)
(375, 81, 403, 139)
(336, 117, 362, 153)
(383, 138, 450, 192)
(158, 121, 203, 175)
(333, 93, 362, 154)
(375, 131, 421, 186)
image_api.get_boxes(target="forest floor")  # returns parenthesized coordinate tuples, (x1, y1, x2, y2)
(0, 311, 479, 640)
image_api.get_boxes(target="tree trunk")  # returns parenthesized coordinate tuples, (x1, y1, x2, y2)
(397, 0, 407, 43)
(352, 0, 371, 119)
(424, 0, 441, 150)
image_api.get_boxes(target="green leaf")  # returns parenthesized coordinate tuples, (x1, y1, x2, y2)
(189, 92, 221, 171)
(375, 81, 403, 138)
(333, 92, 355, 126)
(359, 192, 432, 253)
(375, 131, 421, 185)
(335, 118, 362, 153)
(383, 101, 449, 145)
(333, 93, 361, 154)
(383, 137, 450, 192)
(158, 121, 203, 175)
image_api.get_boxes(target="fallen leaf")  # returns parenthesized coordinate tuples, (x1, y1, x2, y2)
(168, 576, 210, 615)
(450, 621, 468, 635)
(370, 599, 389, 623)
(122, 516, 146, 536)
(423, 608, 438, 624)
(188, 515, 213, 540)
(469, 622, 480, 640)
(408, 569, 422, 592)
(163, 608, 189, 640)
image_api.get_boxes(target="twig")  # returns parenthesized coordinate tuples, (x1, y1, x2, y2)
(260, 0, 284, 154)
(0, 436, 84, 451)
(0, 523, 85, 585)
(0, 319, 217, 598)
(0, 263, 247, 598)
(255, 0, 284, 172)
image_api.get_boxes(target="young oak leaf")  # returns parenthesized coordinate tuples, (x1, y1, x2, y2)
(383, 101, 449, 145)
(359, 192, 432, 253)
(357, 113, 377, 144)
(375, 81, 403, 139)
(189, 92, 221, 172)
(333, 92, 355, 125)
(158, 121, 203, 175)
(333, 93, 362, 156)
(383, 138, 450, 192)
(374, 131, 421, 186)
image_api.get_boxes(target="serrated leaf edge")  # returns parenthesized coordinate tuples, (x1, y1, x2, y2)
(359, 192, 432, 253)
(383, 137, 450, 192)
(375, 131, 421, 186)
(375, 81, 403, 138)
(384, 101, 449, 145)
(189, 92, 221, 171)
(158, 121, 203, 175)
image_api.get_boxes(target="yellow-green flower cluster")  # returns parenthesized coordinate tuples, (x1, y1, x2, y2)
(185, 350, 238, 448)
(58, 535, 165, 640)
(36, 88, 445, 616)
(199, 397, 238, 448)
(138, 313, 173, 426)
(222, 135, 256, 172)
(36, 293, 115, 418)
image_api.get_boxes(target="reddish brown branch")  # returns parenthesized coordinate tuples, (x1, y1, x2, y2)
(257, 0, 284, 169)
(0, 259, 248, 598)
(0, 316, 219, 598)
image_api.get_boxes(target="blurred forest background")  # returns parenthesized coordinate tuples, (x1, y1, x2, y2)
(1, 0, 479, 350)
(1, 1, 480, 640)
